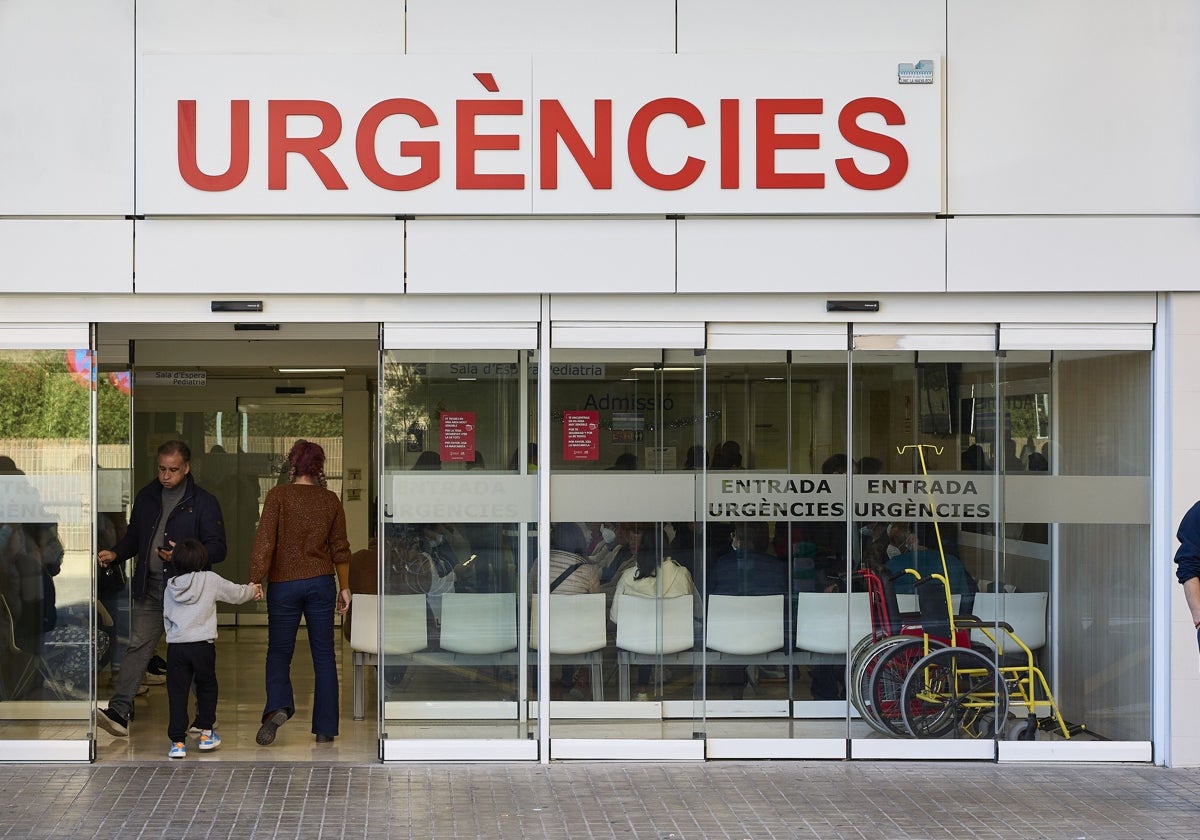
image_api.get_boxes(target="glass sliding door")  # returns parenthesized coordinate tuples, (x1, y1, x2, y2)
(996, 346, 1152, 761)
(848, 347, 1000, 759)
(380, 349, 537, 760)
(545, 349, 705, 760)
(701, 350, 853, 758)
(0, 331, 95, 762)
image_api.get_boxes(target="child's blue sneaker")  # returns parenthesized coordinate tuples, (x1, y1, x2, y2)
(168, 741, 186, 759)
(197, 730, 221, 751)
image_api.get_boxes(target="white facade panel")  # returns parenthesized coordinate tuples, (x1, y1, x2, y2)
(678, 0, 945, 53)
(707, 322, 847, 351)
(852, 322, 994, 352)
(407, 0, 674, 54)
(135, 219, 403, 295)
(138, 53, 940, 215)
(137, 54, 533, 215)
(0, 0, 133, 215)
(947, 217, 1200, 293)
(0, 220, 131, 294)
(679, 218, 946, 295)
(947, 0, 1200, 215)
(999, 324, 1154, 352)
(550, 293, 1157, 326)
(407, 220, 676, 295)
(530, 54, 942, 215)
(551, 322, 704, 349)
(383, 322, 537, 350)
(137, 0, 405, 53)
(0, 324, 89, 350)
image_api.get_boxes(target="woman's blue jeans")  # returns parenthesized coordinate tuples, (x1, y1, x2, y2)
(264, 575, 339, 736)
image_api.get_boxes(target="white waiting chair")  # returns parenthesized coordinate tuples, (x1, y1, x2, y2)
(970, 591, 1048, 657)
(793, 591, 872, 657)
(615, 594, 695, 701)
(895, 593, 961, 615)
(439, 592, 518, 655)
(706, 594, 785, 657)
(530, 593, 607, 701)
(349, 593, 428, 721)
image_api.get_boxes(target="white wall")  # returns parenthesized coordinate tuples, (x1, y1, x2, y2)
(407, 0, 675, 54)
(1168, 293, 1200, 766)
(0, 220, 131, 294)
(1, 1, 1196, 295)
(946, 0, 1200, 215)
(135, 219, 404, 295)
(137, 0, 406, 53)
(0, 0, 134, 215)
(0, 0, 1191, 763)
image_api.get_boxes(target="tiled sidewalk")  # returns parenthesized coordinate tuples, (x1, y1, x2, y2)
(1, 760, 1197, 839)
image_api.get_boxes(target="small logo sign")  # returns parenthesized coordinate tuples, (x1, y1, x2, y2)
(898, 59, 934, 84)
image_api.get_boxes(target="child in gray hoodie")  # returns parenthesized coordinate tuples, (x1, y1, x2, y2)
(163, 539, 262, 758)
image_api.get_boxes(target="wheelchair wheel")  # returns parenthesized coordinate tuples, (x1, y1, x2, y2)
(900, 647, 1008, 739)
(1007, 718, 1038, 741)
(851, 636, 909, 734)
(866, 637, 933, 736)
(853, 636, 946, 736)
(848, 632, 881, 686)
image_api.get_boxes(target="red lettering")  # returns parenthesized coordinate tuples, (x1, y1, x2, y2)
(628, 98, 705, 191)
(836, 97, 909, 191)
(539, 100, 613, 190)
(267, 100, 348, 191)
(720, 99, 739, 190)
(756, 99, 823, 189)
(177, 100, 250, 192)
(355, 98, 440, 191)
(456, 100, 525, 190)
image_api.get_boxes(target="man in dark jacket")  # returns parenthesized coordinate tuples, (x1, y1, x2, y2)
(709, 523, 789, 699)
(96, 440, 226, 736)
(1174, 500, 1200, 652)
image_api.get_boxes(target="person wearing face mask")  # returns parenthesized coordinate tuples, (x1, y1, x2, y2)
(588, 523, 622, 581)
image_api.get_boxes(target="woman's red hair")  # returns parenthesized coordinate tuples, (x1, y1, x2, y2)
(288, 439, 326, 483)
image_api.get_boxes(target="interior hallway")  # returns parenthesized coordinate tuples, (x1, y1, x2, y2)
(96, 626, 378, 764)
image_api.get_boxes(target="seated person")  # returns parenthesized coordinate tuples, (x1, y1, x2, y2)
(885, 523, 913, 560)
(886, 522, 977, 615)
(537, 522, 600, 595)
(589, 522, 624, 583)
(710, 522, 787, 597)
(535, 523, 599, 697)
(609, 534, 696, 701)
(709, 523, 788, 699)
(343, 524, 378, 643)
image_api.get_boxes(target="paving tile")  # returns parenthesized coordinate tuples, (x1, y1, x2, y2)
(2, 761, 1197, 839)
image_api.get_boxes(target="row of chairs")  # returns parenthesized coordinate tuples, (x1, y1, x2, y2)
(350, 590, 1047, 715)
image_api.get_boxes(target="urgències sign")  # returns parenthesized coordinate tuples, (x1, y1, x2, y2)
(140, 53, 942, 215)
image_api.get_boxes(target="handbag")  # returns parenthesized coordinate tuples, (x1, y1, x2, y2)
(97, 561, 127, 599)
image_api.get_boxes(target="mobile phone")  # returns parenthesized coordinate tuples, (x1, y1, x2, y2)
(464, 554, 477, 566)
(159, 544, 172, 552)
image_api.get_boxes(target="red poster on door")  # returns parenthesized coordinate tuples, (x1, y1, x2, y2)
(563, 410, 600, 461)
(440, 411, 476, 463)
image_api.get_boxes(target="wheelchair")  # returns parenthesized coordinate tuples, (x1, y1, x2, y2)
(850, 443, 1086, 741)
(854, 567, 1085, 740)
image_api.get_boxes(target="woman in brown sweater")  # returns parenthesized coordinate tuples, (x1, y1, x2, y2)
(250, 440, 351, 745)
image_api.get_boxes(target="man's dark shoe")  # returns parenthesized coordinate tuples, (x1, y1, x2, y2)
(97, 706, 129, 736)
(147, 655, 168, 676)
(315, 734, 335, 743)
(256, 709, 288, 746)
